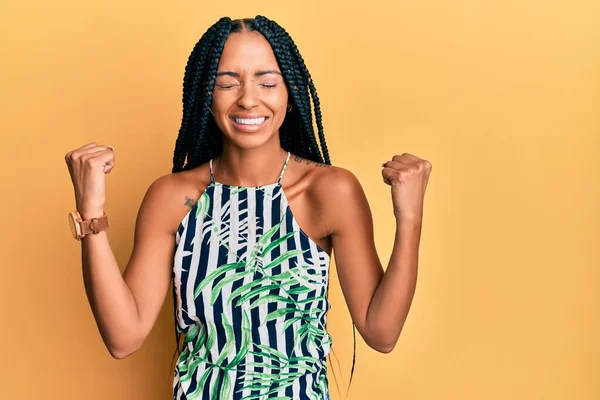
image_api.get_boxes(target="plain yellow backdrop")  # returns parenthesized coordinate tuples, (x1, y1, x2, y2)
(1, 0, 598, 399)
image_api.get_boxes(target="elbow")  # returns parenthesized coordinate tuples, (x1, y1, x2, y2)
(109, 342, 141, 360)
(375, 342, 396, 354)
(365, 332, 400, 354)
(359, 321, 401, 354)
(107, 334, 145, 360)
(109, 348, 128, 360)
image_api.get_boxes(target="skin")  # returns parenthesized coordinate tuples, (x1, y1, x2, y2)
(78, 29, 430, 359)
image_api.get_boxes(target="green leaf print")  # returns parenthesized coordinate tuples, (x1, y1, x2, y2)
(195, 190, 211, 219)
(178, 310, 251, 399)
(186, 368, 212, 399)
(194, 261, 245, 300)
(228, 276, 267, 304)
(244, 216, 286, 268)
(228, 309, 251, 368)
(209, 371, 221, 400)
(184, 323, 200, 343)
(247, 294, 295, 309)
(215, 313, 235, 366)
(199, 190, 262, 260)
(221, 371, 232, 399)
(179, 185, 333, 399)
(235, 284, 281, 307)
(210, 269, 254, 306)
(260, 249, 310, 272)
(241, 342, 322, 399)
(264, 308, 301, 322)
(281, 316, 304, 331)
(259, 231, 296, 257)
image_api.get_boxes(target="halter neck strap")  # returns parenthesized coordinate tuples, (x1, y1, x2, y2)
(208, 151, 291, 186)
(277, 151, 291, 184)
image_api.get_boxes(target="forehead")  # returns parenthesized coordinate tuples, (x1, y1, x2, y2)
(217, 32, 279, 72)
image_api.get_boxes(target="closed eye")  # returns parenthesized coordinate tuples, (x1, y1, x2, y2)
(215, 82, 279, 90)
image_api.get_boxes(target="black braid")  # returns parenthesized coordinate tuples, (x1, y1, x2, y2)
(268, 18, 330, 164)
(172, 17, 231, 173)
(171, 16, 331, 173)
(169, 15, 352, 398)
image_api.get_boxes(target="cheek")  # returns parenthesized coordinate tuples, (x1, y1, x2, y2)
(264, 89, 289, 113)
(211, 94, 230, 115)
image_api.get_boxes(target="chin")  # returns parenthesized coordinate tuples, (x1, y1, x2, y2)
(220, 120, 283, 149)
(222, 130, 276, 149)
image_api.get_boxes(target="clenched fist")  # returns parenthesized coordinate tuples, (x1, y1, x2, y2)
(65, 142, 115, 219)
(381, 153, 432, 223)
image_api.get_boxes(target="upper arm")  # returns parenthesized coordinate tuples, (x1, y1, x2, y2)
(122, 174, 181, 347)
(319, 168, 384, 343)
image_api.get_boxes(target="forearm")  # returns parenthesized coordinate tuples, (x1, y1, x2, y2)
(80, 211, 141, 358)
(365, 219, 421, 352)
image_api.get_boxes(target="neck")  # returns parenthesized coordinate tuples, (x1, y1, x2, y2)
(214, 138, 288, 187)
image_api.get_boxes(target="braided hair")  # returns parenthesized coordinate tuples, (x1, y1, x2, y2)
(171, 15, 330, 173)
(169, 15, 356, 398)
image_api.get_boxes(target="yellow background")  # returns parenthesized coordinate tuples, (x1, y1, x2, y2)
(1, 0, 598, 399)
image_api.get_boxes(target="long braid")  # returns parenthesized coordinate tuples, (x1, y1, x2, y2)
(258, 16, 328, 164)
(172, 17, 231, 173)
(252, 17, 309, 157)
(255, 15, 331, 164)
(290, 31, 329, 163)
(186, 22, 232, 169)
(289, 41, 331, 164)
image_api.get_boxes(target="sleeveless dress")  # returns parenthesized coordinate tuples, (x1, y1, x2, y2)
(172, 151, 333, 400)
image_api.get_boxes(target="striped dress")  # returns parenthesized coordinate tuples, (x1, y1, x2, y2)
(172, 151, 333, 400)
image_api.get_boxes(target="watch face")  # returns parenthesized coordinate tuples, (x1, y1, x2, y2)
(68, 211, 82, 239)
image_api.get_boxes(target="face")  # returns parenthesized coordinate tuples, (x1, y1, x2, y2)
(210, 31, 289, 149)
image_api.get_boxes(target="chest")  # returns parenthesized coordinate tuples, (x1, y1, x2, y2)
(173, 183, 332, 328)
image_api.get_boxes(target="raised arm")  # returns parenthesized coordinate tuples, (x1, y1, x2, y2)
(84, 175, 179, 358)
(66, 143, 182, 359)
(320, 154, 431, 353)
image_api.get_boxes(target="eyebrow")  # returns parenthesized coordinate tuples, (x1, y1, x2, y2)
(215, 70, 282, 78)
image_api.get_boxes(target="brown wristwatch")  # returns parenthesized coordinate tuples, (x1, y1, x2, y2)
(68, 210, 109, 241)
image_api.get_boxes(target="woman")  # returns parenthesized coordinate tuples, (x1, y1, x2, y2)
(65, 15, 431, 400)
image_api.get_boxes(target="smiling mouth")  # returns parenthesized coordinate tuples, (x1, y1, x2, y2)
(229, 116, 269, 126)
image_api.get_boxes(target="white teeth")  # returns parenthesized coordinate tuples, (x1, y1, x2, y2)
(233, 117, 266, 125)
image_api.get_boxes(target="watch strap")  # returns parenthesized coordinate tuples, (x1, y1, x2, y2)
(80, 214, 109, 235)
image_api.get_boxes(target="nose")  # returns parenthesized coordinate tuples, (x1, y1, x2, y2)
(236, 82, 259, 110)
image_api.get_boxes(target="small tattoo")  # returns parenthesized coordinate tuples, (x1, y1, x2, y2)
(293, 155, 331, 168)
(184, 196, 197, 209)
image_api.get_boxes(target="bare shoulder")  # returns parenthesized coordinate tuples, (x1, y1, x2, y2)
(290, 155, 365, 236)
(297, 157, 363, 201)
(140, 163, 211, 235)
(291, 155, 360, 187)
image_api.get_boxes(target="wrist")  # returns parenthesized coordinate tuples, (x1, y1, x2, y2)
(394, 214, 422, 227)
(79, 209, 105, 220)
